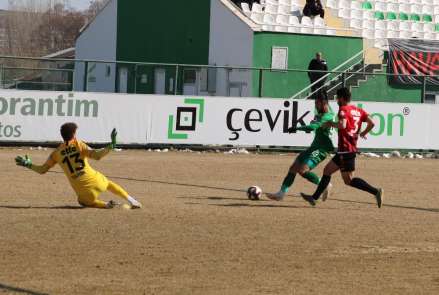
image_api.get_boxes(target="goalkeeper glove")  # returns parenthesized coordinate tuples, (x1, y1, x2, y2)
(109, 128, 117, 149)
(15, 155, 32, 168)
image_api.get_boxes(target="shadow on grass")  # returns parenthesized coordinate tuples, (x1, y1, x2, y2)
(48, 172, 439, 213)
(0, 205, 83, 210)
(0, 283, 49, 295)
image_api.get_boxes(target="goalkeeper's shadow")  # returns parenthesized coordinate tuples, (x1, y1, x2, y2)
(0, 205, 84, 210)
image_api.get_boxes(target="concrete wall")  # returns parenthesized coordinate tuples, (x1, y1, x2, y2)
(208, 0, 254, 97)
(73, 0, 118, 92)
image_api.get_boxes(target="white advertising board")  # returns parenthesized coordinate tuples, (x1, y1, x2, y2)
(0, 90, 151, 144)
(149, 96, 437, 150)
(0, 90, 437, 150)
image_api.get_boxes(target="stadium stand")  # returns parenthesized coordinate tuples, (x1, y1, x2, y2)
(239, 0, 439, 49)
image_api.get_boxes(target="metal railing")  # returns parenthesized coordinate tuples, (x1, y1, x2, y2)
(290, 50, 365, 99)
(0, 55, 437, 103)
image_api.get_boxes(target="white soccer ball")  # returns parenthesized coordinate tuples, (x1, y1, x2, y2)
(247, 186, 262, 201)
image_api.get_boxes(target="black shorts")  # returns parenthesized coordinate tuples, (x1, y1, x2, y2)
(332, 153, 356, 172)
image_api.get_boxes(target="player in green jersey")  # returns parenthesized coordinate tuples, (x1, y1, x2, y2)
(268, 91, 335, 201)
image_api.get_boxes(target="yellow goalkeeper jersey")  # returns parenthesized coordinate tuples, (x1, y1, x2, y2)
(45, 139, 107, 196)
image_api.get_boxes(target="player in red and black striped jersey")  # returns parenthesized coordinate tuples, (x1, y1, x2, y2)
(301, 87, 384, 208)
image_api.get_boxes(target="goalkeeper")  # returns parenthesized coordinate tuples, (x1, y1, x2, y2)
(15, 123, 142, 209)
(268, 91, 334, 201)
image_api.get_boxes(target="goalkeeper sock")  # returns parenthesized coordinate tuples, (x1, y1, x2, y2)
(281, 172, 296, 193)
(302, 171, 320, 185)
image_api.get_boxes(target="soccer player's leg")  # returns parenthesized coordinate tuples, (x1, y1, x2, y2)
(301, 156, 340, 206)
(77, 192, 113, 209)
(107, 181, 142, 209)
(267, 150, 310, 201)
(339, 153, 384, 208)
(297, 149, 327, 185)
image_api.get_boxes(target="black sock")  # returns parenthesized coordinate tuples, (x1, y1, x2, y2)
(311, 175, 331, 200)
(350, 178, 378, 195)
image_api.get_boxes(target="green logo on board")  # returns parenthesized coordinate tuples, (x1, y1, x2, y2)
(168, 98, 205, 139)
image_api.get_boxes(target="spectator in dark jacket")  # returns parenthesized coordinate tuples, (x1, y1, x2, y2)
(303, 0, 325, 18)
(308, 52, 328, 95)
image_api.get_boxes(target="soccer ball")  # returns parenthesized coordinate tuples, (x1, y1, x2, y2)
(247, 186, 262, 201)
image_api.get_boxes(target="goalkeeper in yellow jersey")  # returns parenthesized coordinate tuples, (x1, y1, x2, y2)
(14, 122, 142, 209)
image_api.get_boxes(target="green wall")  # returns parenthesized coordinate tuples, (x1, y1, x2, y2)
(351, 67, 422, 103)
(116, 0, 211, 93)
(252, 32, 363, 98)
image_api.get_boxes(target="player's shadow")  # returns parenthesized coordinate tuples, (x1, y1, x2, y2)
(0, 205, 83, 210)
(0, 283, 49, 295)
(330, 198, 439, 213)
(50, 172, 439, 214)
(50, 171, 247, 194)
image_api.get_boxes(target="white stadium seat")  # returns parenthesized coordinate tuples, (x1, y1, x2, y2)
(326, 28, 336, 35)
(422, 5, 433, 13)
(252, 3, 263, 14)
(262, 14, 276, 31)
(301, 16, 314, 34)
(362, 29, 375, 39)
(424, 32, 435, 39)
(265, 4, 278, 16)
(351, 9, 363, 19)
(326, 0, 337, 8)
(251, 12, 263, 23)
(278, 5, 291, 15)
(241, 3, 251, 17)
(275, 15, 289, 32)
(351, 1, 362, 10)
(399, 21, 411, 31)
(387, 30, 399, 39)
(375, 2, 386, 12)
(387, 3, 399, 12)
(375, 30, 387, 39)
(410, 4, 422, 14)
(412, 31, 424, 38)
(288, 15, 299, 32)
(313, 17, 325, 27)
(387, 21, 399, 31)
(338, 8, 351, 18)
(399, 30, 412, 39)
(424, 23, 435, 32)
(399, 4, 411, 13)
(338, 0, 350, 9)
(362, 19, 375, 29)
(375, 20, 387, 31)
(411, 21, 424, 32)
(350, 19, 363, 29)
(364, 10, 375, 20)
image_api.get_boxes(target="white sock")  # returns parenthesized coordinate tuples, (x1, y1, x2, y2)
(127, 196, 140, 205)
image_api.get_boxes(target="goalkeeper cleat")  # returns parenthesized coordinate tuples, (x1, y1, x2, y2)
(266, 191, 285, 201)
(106, 200, 119, 209)
(301, 193, 317, 207)
(129, 199, 143, 209)
(322, 183, 332, 202)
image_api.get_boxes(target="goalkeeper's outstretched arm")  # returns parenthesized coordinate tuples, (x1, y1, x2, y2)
(85, 128, 118, 161)
(15, 155, 55, 175)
